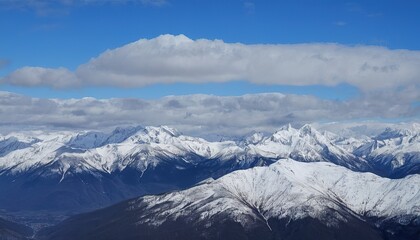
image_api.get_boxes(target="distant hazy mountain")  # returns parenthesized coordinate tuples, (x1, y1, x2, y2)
(353, 126, 420, 178)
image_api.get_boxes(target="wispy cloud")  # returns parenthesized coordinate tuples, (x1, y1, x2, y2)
(346, 2, 382, 18)
(2, 34, 420, 95)
(0, 0, 71, 16)
(334, 21, 347, 26)
(0, 91, 417, 136)
(367, 12, 383, 18)
(82, 0, 167, 6)
(139, 0, 167, 6)
(243, 1, 255, 14)
(0, 59, 9, 69)
(32, 23, 61, 31)
(0, 0, 167, 15)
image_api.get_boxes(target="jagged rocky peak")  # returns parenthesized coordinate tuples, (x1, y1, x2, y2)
(297, 124, 331, 143)
(374, 123, 419, 140)
(282, 123, 293, 131)
(68, 131, 108, 149)
(275, 123, 295, 132)
(0, 136, 40, 157)
(269, 124, 298, 143)
(145, 125, 182, 137)
(0, 123, 418, 181)
(68, 125, 144, 149)
(106, 125, 144, 142)
(242, 131, 265, 145)
(299, 123, 314, 134)
(376, 128, 413, 140)
(129, 125, 182, 144)
(0, 123, 419, 215)
(268, 123, 328, 146)
(269, 124, 324, 142)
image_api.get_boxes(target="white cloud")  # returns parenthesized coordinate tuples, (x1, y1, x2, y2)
(2, 35, 419, 130)
(334, 21, 347, 26)
(2, 34, 420, 93)
(81, 0, 167, 6)
(138, 0, 166, 6)
(243, 2, 255, 14)
(3, 67, 78, 88)
(0, 91, 417, 137)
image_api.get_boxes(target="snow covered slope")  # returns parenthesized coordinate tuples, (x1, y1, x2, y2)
(0, 124, 418, 212)
(247, 124, 370, 171)
(0, 126, 254, 212)
(134, 159, 419, 227)
(0, 124, 360, 182)
(0, 126, 243, 176)
(0, 135, 39, 157)
(354, 124, 420, 177)
(38, 159, 420, 240)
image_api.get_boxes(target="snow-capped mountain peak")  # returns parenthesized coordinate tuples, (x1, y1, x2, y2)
(243, 132, 265, 145)
(0, 123, 418, 182)
(128, 125, 182, 144)
(128, 159, 419, 229)
(246, 124, 370, 171)
(375, 127, 415, 140)
(0, 123, 419, 217)
(68, 125, 144, 149)
(36, 158, 420, 240)
(298, 123, 314, 135)
(269, 125, 299, 143)
(353, 124, 420, 177)
(0, 136, 40, 157)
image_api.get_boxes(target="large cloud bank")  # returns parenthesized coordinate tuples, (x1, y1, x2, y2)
(0, 91, 417, 137)
(2, 34, 420, 93)
(1, 35, 419, 136)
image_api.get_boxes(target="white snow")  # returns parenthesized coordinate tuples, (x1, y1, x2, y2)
(354, 126, 420, 170)
(0, 124, 418, 179)
(131, 159, 420, 228)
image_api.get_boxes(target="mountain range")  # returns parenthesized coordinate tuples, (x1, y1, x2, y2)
(0, 123, 418, 239)
(38, 159, 420, 240)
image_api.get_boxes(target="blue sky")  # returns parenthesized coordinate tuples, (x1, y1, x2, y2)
(0, 0, 419, 134)
(1, 0, 419, 99)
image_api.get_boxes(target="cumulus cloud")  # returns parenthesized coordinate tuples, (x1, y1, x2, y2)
(3, 67, 78, 88)
(0, 91, 417, 137)
(2, 34, 420, 93)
